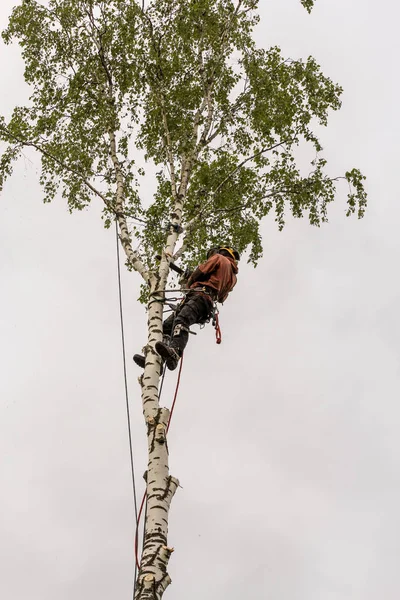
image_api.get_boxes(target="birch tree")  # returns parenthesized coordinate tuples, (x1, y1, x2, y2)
(0, 0, 367, 598)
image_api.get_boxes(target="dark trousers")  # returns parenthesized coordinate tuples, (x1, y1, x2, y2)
(162, 291, 213, 355)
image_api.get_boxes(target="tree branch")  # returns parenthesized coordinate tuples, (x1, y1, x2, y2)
(213, 139, 295, 196)
(159, 95, 178, 201)
(138, 8, 178, 201)
(84, 14, 150, 283)
(108, 130, 150, 283)
(203, 88, 250, 147)
(0, 123, 149, 281)
(173, 139, 296, 260)
(0, 125, 108, 202)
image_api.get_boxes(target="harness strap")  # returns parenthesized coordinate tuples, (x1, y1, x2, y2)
(191, 285, 218, 302)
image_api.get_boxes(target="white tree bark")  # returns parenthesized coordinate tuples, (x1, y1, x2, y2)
(132, 66, 224, 596)
(106, 71, 184, 594)
(119, 24, 232, 592)
(134, 218, 184, 599)
(107, 120, 180, 596)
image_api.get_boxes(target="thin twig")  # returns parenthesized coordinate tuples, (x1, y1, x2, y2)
(212, 139, 295, 196)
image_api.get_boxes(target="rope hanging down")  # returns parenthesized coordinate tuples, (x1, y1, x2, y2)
(214, 312, 222, 344)
(115, 222, 139, 599)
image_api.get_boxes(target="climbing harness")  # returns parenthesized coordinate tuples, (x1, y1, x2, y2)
(190, 285, 221, 342)
(173, 322, 190, 337)
(154, 286, 223, 344)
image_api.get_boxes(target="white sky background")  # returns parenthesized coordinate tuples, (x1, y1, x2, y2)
(0, 1, 399, 598)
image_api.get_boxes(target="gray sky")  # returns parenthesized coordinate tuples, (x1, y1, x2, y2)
(1, 1, 400, 599)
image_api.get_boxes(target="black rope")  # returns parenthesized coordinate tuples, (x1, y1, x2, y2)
(115, 221, 139, 599)
(158, 363, 167, 400)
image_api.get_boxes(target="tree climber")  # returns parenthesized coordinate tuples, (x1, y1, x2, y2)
(133, 246, 240, 371)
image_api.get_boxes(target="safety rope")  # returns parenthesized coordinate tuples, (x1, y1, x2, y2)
(167, 353, 184, 434)
(214, 312, 222, 344)
(135, 492, 147, 570)
(115, 222, 139, 600)
(134, 354, 184, 570)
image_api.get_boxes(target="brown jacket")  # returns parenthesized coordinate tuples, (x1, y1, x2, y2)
(189, 254, 238, 303)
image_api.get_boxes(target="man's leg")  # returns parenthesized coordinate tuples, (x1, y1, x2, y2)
(133, 307, 179, 369)
(162, 312, 175, 340)
(156, 293, 212, 369)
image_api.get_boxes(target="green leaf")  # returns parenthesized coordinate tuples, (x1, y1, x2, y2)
(0, 0, 367, 297)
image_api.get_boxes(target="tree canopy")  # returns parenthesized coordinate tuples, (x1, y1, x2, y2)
(0, 0, 366, 279)
(0, 3, 368, 596)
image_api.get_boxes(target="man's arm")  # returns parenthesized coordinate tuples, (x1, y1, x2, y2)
(187, 255, 220, 287)
(187, 266, 206, 287)
(219, 278, 236, 303)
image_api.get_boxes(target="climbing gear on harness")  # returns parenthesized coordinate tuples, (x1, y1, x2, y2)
(191, 285, 218, 302)
(155, 342, 180, 371)
(213, 311, 222, 344)
(209, 301, 222, 344)
(150, 288, 192, 297)
(172, 323, 190, 337)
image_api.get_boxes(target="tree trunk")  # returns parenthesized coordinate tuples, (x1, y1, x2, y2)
(134, 229, 182, 599)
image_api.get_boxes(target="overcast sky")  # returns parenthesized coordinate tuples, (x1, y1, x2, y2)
(1, 1, 400, 599)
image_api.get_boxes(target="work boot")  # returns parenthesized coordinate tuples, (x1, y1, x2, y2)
(133, 354, 145, 368)
(133, 354, 164, 375)
(155, 341, 180, 371)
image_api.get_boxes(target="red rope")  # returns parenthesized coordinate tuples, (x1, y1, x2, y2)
(135, 491, 146, 570)
(215, 313, 222, 344)
(134, 354, 184, 570)
(167, 353, 184, 434)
